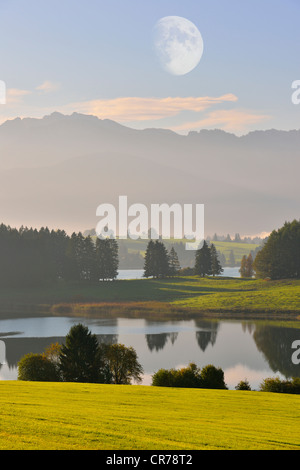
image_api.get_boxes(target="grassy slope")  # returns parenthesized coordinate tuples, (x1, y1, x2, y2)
(122, 239, 259, 264)
(0, 381, 299, 450)
(1, 277, 300, 318)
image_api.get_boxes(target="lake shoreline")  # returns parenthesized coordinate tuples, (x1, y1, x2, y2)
(0, 275, 299, 322)
(0, 302, 299, 322)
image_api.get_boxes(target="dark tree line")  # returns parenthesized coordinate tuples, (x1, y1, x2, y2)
(0, 224, 119, 287)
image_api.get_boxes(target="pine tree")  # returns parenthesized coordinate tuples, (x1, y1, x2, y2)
(168, 246, 181, 276)
(228, 250, 236, 267)
(59, 324, 103, 383)
(143, 240, 155, 278)
(96, 237, 119, 281)
(194, 240, 212, 277)
(82, 235, 97, 282)
(210, 243, 223, 276)
(143, 240, 170, 278)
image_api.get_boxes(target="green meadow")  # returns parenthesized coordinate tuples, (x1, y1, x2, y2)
(0, 381, 299, 450)
(1, 276, 299, 319)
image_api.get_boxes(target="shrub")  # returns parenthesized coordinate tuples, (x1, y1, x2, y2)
(260, 377, 300, 394)
(152, 363, 202, 388)
(200, 364, 227, 390)
(235, 379, 251, 391)
(152, 368, 177, 387)
(18, 353, 60, 382)
(152, 363, 227, 390)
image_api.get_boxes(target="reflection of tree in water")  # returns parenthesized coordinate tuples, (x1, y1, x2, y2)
(253, 325, 300, 379)
(3, 336, 63, 369)
(2, 334, 119, 369)
(146, 332, 178, 352)
(194, 321, 220, 352)
(241, 322, 255, 335)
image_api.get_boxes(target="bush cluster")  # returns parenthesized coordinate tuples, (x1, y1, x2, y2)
(151, 363, 227, 389)
(259, 377, 300, 394)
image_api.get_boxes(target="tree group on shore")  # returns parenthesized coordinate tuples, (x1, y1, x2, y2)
(143, 240, 181, 278)
(18, 324, 144, 385)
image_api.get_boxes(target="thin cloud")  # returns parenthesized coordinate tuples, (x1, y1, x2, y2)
(172, 109, 271, 134)
(36, 81, 61, 94)
(61, 94, 238, 122)
(6, 88, 32, 104)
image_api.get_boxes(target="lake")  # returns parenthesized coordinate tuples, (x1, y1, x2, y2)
(117, 267, 241, 279)
(1, 315, 299, 389)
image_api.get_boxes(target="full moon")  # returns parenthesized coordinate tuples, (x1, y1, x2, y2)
(153, 16, 204, 76)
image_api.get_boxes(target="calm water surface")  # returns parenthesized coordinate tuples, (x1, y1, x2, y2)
(1, 316, 299, 389)
(117, 267, 240, 279)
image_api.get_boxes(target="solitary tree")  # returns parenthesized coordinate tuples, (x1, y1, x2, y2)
(59, 324, 104, 383)
(103, 343, 144, 384)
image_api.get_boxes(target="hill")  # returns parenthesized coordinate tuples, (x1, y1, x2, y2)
(0, 381, 299, 450)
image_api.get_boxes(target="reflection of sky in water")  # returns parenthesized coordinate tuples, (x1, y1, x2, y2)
(0, 317, 202, 338)
(0, 318, 293, 389)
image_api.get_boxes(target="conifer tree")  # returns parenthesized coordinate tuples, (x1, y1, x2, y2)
(194, 240, 212, 277)
(168, 246, 181, 276)
(95, 237, 119, 281)
(143, 240, 155, 278)
(228, 250, 236, 267)
(210, 243, 223, 276)
(143, 240, 170, 278)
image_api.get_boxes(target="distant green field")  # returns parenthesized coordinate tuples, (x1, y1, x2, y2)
(121, 238, 260, 265)
(0, 381, 299, 450)
(211, 241, 259, 263)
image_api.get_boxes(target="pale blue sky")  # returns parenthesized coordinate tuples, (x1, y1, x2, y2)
(1, 0, 299, 134)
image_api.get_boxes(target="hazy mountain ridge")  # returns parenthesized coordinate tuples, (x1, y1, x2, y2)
(0, 112, 299, 236)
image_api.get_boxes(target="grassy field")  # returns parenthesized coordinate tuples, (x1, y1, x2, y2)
(121, 238, 260, 265)
(0, 276, 300, 319)
(0, 381, 299, 450)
